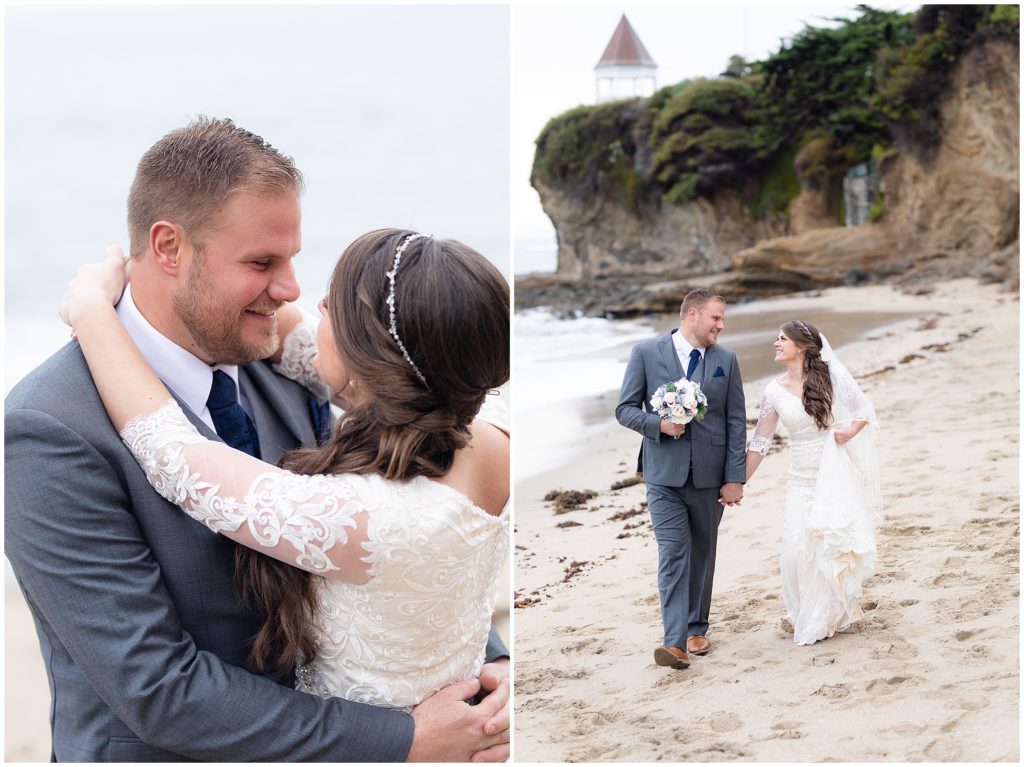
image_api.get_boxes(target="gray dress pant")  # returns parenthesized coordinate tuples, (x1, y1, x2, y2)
(647, 478, 725, 647)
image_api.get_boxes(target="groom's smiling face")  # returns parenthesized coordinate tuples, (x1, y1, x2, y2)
(692, 299, 726, 347)
(172, 189, 302, 365)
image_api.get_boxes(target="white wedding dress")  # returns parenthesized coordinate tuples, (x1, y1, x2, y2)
(120, 316, 509, 710)
(747, 348, 881, 645)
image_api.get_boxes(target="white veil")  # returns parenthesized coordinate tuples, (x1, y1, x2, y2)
(819, 333, 882, 524)
(808, 333, 882, 617)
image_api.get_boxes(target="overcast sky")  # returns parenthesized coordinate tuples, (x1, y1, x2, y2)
(511, 3, 916, 240)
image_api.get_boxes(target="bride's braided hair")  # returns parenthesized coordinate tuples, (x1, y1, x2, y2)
(236, 228, 510, 673)
(782, 320, 833, 431)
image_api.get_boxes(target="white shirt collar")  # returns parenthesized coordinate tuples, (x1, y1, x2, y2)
(672, 329, 705, 358)
(117, 285, 238, 430)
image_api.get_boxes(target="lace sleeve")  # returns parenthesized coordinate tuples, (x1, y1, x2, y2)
(746, 390, 779, 456)
(120, 399, 371, 581)
(271, 311, 334, 404)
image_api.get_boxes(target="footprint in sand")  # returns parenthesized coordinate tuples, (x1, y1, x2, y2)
(870, 639, 919, 660)
(562, 742, 622, 762)
(810, 652, 839, 666)
(812, 683, 850, 699)
(690, 741, 749, 760)
(707, 711, 743, 733)
(769, 720, 804, 739)
(864, 675, 916, 694)
(561, 637, 614, 655)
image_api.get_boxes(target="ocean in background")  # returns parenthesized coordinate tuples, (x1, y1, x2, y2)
(5, 5, 509, 396)
(515, 233, 558, 275)
(514, 308, 653, 478)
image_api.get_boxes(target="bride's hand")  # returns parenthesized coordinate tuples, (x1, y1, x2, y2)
(831, 425, 856, 445)
(59, 245, 131, 329)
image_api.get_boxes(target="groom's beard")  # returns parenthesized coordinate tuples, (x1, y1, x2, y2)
(173, 257, 281, 366)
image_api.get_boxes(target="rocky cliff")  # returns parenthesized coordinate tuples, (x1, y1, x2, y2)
(521, 7, 1019, 316)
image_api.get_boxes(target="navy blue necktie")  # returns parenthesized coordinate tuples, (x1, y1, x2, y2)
(206, 370, 261, 459)
(686, 348, 701, 380)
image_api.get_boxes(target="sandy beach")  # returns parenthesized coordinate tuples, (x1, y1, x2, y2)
(513, 278, 1019, 762)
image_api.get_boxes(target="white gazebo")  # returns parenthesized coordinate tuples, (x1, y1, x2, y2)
(595, 15, 657, 103)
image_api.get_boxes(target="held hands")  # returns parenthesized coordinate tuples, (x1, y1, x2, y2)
(59, 245, 130, 330)
(407, 659, 510, 762)
(719, 482, 743, 507)
(474, 659, 511, 762)
(659, 420, 686, 439)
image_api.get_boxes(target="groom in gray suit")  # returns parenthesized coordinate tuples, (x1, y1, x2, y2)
(616, 288, 746, 669)
(5, 118, 508, 761)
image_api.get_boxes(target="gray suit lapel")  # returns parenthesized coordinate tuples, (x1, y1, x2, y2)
(661, 332, 684, 380)
(239, 362, 311, 453)
(169, 390, 221, 442)
(700, 346, 716, 386)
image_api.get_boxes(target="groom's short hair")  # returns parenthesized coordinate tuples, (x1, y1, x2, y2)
(680, 288, 725, 319)
(126, 116, 304, 258)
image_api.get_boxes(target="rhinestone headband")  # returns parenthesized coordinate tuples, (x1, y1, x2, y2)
(385, 233, 428, 387)
(795, 320, 811, 335)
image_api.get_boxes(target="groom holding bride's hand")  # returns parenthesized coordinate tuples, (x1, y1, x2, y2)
(616, 288, 746, 670)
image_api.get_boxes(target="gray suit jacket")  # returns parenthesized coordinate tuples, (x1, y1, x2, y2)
(5, 342, 506, 762)
(615, 330, 746, 489)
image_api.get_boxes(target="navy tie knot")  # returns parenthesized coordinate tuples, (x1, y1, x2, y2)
(686, 348, 701, 380)
(207, 370, 261, 459)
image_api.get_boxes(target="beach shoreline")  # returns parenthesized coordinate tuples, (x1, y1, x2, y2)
(513, 278, 1020, 762)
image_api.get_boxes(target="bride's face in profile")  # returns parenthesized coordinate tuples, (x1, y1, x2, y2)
(773, 330, 803, 364)
(314, 295, 350, 391)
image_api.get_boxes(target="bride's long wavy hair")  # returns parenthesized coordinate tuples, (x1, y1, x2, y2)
(235, 228, 510, 673)
(782, 320, 833, 431)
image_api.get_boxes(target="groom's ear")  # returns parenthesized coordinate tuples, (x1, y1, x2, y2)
(150, 221, 185, 276)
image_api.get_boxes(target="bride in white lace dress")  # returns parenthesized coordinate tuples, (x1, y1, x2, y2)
(59, 230, 509, 718)
(745, 321, 881, 645)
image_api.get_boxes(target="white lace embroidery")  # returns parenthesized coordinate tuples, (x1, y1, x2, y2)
(272, 312, 334, 403)
(296, 474, 509, 711)
(747, 435, 772, 456)
(119, 399, 363, 576)
(747, 393, 779, 455)
(122, 397, 509, 710)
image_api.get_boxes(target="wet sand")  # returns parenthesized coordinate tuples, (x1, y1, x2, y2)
(513, 279, 1019, 762)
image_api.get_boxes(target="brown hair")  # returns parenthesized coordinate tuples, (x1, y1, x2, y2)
(126, 116, 304, 258)
(679, 288, 725, 320)
(237, 228, 511, 673)
(781, 320, 833, 430)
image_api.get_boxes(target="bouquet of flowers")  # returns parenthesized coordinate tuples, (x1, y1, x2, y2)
(651, 378, 708, 425)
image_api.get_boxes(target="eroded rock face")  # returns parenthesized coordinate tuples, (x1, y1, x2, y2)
(882, 39, 1019, 262)
(721, 40, 1019, 292)
(534, 177, 786, 280)
(721, 224, 901, 295)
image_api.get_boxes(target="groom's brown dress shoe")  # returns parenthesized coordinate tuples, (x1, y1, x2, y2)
(687, 635, 711, 655)
(654, 646, 690, 669)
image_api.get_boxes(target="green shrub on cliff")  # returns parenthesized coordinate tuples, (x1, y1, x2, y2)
(532, 4, 1018, 215)
(534, 101, 645, 209)
(873, 5, 1016, 150)
(645, 78, 765, 204)
(756, 6, 912, 169)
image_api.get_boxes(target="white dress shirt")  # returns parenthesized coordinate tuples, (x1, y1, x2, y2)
(117, 285, 244, 431)
(672, 330, 705, 379)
